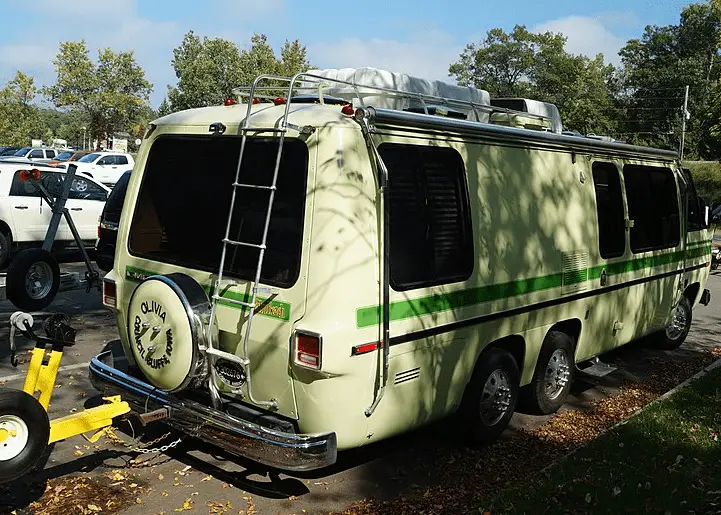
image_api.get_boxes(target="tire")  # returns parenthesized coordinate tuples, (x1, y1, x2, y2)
(6, 249, 61, 312)
(520, 330, 575, 415)
(657, 296, 693, 350)
(0, 231, 10, 270)
(0, 389, 50, 484)
(459, 347, 520, 444)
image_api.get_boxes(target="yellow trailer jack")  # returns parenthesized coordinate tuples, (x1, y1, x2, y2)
(0, 312, 131, 483)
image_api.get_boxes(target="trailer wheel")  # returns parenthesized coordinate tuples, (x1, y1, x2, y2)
(0, 389, 50, 484)
(520, 330, 574, 414)
(657, 296, 692, 350)
(7, 249, 61, 312)
(459, 347, 519, 444)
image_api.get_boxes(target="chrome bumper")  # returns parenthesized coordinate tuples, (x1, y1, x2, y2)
(89, 349, 337, 472)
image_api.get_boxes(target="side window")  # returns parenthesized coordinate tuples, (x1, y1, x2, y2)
(29, 149, 43, 159)
(97, 156, 111, 165)
(623, 165, 680, 253)
(116, 155, 128, 165)
(70, 177, 107, 201)
(681, 168, 703, 231)
(379, 143, 473, 290)
(46, 150, 56, 158)
(592, 162, 626, 259)
(10, 171, 41, 197)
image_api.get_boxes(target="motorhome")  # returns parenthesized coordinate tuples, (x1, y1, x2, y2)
(88, 67, 712, 472)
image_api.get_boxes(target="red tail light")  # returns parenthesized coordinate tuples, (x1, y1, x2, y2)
(19, 169, 41, 182)
(273, 97, 287, 105)
(224, 98, 237, 106)
(341, 104, 354, 116)
(252, 98, 261, 104)
(293, 331, 322, 370)
(102, 278, 117, 309)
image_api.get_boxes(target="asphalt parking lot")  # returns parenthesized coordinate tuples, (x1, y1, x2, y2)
(1, 263, 720, 515)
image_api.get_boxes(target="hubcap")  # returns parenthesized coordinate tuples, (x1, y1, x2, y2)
(0, 415, 29, 461)
(480, 369, 512, 425)
(544, 349, 570, 400)
(25, 262, 53, 300)
(666, 302, 688, 341)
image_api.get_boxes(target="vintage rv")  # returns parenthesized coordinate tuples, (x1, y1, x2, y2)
(89, 67, 712, 472)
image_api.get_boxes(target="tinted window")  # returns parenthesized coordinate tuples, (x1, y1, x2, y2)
(10, 170, 62, 197)
(129, 136, 308, 289)
(46, 150, 56, 158)
(623, 165, 680, 252)
(97, 156, 112, 165)
(29, 150, 43, 159)
(379, 143, 473, 290)
(103, 171, 131, 223)
(116, 155, 129, 165)
(680, 168, 703, 231)
(70, 177, 107, 201)
(592, 162, 626, 259)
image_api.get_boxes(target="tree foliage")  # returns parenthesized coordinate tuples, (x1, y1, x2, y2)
(166, 31, 311, 113)
(449, 25, 618, 135)
(44, 40, 153, 147)
(0, 71, 43, 146)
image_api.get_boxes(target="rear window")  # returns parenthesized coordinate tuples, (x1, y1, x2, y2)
(128, 135, 308, 288)
(102, 171, 131, 223)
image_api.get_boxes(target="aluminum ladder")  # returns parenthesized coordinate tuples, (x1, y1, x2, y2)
(205, 74, 300, 410)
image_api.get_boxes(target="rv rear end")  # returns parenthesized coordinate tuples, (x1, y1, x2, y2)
(90, 102, 382, 470)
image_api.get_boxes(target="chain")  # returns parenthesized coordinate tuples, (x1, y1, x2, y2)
(104, 426, 185, 456)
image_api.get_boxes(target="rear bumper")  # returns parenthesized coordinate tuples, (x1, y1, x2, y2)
(88, 349, 337, 472)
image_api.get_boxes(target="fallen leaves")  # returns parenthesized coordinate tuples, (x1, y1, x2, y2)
(173, 498, 194, 512)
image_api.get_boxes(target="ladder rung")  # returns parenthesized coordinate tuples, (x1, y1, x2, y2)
(232, 183, 276, 190)
(223, 239, 266, 249)
(206, 347, 250, 365)
(212, 295, 254, 309)
(240, 127, 287, 133)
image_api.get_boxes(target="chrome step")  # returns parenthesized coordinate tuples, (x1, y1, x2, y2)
(576, 357, 617, 378)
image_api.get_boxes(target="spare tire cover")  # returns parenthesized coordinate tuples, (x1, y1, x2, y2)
(127, 273, 210, 392)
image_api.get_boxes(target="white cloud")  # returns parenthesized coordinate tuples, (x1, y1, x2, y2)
(533, 16, 626, 65)
(308, 31, 462, 83)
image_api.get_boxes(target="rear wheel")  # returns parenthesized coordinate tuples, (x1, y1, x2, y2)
(520, 330, 574, 414)
(0, 231, 10, 269)
(657, 296, 692, 350)
(0, 389, 50, 483)
(459, 347, 519, 444)
(6, 249, 61, 311)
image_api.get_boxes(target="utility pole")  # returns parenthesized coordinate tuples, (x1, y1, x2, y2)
(679, 85, 690, 160)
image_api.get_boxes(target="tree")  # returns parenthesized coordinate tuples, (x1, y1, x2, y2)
(0, 71, 43, 146)
(449, 25, 619, 135)
(619, 3, 721, 156)
(44, 40, 153, 148)
(166, 31, 312, 112)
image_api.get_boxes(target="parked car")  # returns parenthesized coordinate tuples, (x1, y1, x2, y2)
(95, 170, 131, 272)
(0, 162, 110, 268)
(0, 147, 60, 162)
(46, 150, 90, 166)
(0, 146, 20, 156)
(72, 152, 135, 188)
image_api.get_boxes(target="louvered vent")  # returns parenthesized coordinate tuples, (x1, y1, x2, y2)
(394, 367, 421, 385)
(562, 251, 589, 294)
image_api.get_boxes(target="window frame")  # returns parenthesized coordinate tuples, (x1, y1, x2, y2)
(623, 164, 681, 253)
(591, 161, 627, 259)
(680, 167, 704, 232)
(379, 141, 474, 291)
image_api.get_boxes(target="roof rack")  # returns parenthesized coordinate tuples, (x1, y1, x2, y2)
(230, 67, 563, 134)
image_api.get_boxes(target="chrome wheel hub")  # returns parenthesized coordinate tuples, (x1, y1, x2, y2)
(25, 262, 53, 300)
(666, 302, 688, 341)
(0, 415, 29, 461)
(480, 369, 512, 425)
(544, 348, 570, 400)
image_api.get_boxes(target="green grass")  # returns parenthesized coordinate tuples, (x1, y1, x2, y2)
(489, 364, 721, 514)
(686, 160, 721, 204)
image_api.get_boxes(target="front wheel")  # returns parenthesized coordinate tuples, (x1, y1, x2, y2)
(459, 347, 519, 444)
(657, 296, 692, 350)
(0, 389, 50, 483)
(6, 249, 61, 312)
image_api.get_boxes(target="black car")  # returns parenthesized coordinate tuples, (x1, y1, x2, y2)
(0, 146, 20, 156)
(96, 170, 131, 272)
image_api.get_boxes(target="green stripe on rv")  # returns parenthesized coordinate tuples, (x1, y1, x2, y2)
(124, 265, 291, 322)
(355, 242, 711, 329)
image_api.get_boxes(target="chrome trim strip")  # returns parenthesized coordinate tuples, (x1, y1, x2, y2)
(89, 350, 337, 471)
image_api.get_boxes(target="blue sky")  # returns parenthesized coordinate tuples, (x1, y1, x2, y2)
(0, 0, 697, 107)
